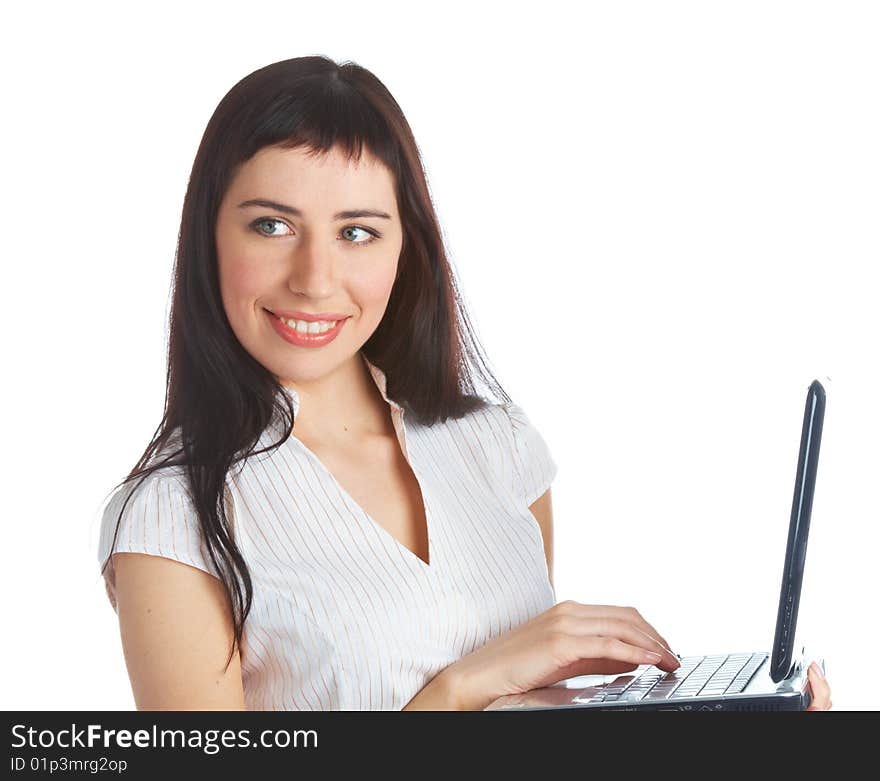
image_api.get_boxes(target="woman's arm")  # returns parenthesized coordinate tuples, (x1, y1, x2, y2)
(401, 667, 465, 710)
(111, 552, 247, 710)
(528, 488, 554, 589)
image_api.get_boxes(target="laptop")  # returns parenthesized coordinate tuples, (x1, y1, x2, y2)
(485, 379, 827, 712)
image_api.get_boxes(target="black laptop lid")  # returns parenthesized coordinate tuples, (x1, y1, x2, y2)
(769, 379, 825, 683)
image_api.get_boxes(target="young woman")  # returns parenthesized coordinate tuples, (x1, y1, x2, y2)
(97, 56, 832, 711)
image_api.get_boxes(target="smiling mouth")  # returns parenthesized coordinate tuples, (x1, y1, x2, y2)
(266, 310, 348, 335)
(265, 309, 349, 345)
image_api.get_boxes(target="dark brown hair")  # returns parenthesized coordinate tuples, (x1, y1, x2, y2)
(99, 55, 512, 670)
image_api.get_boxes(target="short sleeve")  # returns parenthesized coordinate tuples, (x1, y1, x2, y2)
(97, 469, 222, 611)
(500, 401, 559, 507)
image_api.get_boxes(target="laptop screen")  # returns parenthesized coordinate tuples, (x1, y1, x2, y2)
(769, 379, 825, 682)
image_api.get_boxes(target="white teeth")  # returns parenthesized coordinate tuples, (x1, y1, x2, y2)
(279, 316, 338, 335)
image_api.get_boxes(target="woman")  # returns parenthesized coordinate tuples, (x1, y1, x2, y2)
(97, 55, 832, 711)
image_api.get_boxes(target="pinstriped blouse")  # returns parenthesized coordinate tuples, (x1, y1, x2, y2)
(97, 353, 559, 710)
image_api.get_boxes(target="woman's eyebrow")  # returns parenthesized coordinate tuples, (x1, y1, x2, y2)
(237, 198, 391, 220)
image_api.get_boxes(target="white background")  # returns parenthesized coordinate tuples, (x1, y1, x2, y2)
(1, 1, 876, 710)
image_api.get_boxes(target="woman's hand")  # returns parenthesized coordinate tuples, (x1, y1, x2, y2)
(444, 600, 681, 710)
(805, 661, 833, 711)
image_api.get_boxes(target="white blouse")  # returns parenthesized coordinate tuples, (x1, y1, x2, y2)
(97, 354, 559, 710)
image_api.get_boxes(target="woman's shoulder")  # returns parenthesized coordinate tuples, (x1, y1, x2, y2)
(432, 397, 558, 508)
(102, 462, 190, 513)
(424, 397, 540, 440)
(96, 462, 221, 587)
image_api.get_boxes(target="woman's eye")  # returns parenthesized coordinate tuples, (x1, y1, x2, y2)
(251, 218, 291, 237)
(341, 225, 378, 246)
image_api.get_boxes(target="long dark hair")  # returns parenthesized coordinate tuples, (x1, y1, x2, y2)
(100, 55, 512, 671)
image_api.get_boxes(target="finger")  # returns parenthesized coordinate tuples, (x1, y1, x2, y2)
(579, 659, 641, 676)
(806, 663, 832, 710)
(806, 664, 831, 710)
(809, 662, 831, 696)
(570, 614, 680, 670)
(586, 604, 676, 658)
(628, 625, 681, 669)
(552, 658, 641, 680)
(561, 632, 670, 670)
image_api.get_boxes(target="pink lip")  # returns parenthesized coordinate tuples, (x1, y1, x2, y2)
(266, 309, 348, 348)
(268, 309, 350, 323)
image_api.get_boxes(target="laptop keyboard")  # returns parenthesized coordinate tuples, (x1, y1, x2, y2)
(579, 652, 768, 703)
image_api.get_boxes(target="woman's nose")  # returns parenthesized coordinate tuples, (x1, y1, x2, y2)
(286, 237, 338, 297)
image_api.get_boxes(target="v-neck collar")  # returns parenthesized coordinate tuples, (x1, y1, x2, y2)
(274, 354, 434, 572)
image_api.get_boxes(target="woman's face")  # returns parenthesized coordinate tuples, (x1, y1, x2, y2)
(215, 144, 404, 386)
